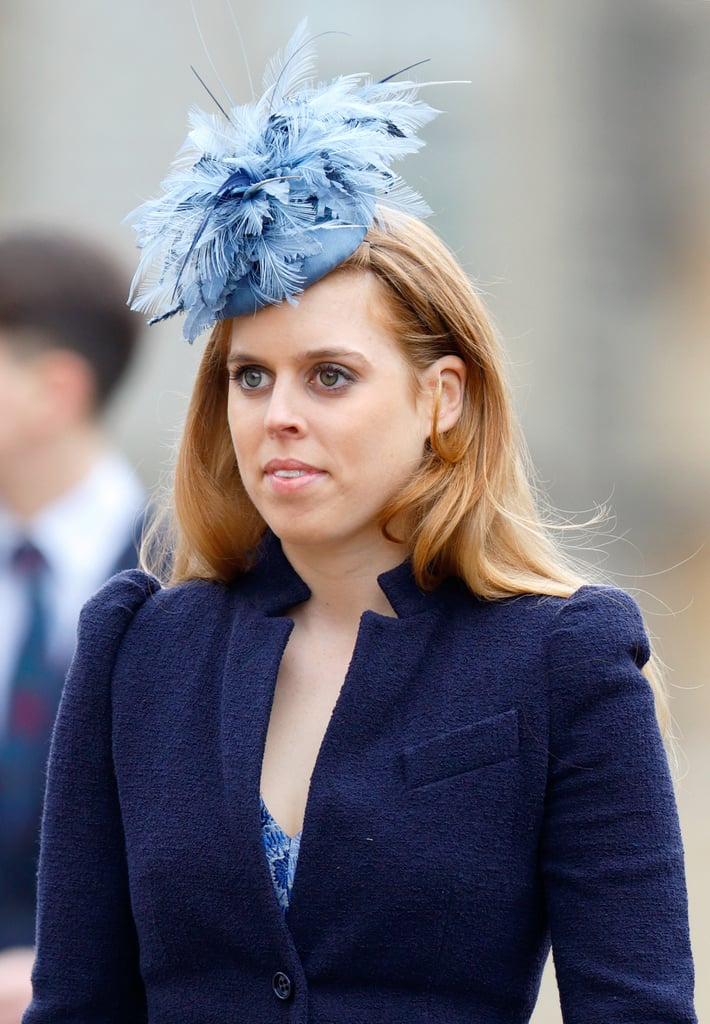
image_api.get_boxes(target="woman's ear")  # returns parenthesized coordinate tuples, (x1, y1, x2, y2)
(424, 355, 467, 434)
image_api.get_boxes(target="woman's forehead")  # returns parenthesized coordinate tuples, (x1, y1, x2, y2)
(228, 272, 388, 347)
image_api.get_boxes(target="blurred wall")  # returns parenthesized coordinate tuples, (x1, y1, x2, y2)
(2, 0, 708, 1016)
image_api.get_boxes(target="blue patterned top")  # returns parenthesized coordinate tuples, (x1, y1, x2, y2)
(260, 796, 302, 913)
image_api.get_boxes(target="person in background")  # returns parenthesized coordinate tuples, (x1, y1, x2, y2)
(23, 23, 696, 1023)
(0, 229, 145, 1021)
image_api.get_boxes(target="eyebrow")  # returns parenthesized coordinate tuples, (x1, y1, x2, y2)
(227, 347, 372, 368)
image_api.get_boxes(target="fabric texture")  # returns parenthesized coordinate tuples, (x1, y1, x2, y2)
(260, 796, 302, 914)
(24, 533, 696, 1023)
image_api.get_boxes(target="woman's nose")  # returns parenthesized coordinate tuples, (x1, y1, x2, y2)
(263, 379, 306, 435)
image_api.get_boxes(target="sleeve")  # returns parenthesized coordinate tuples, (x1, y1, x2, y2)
(541, 585, 697, 1024)
(23, 570, 161, 1023)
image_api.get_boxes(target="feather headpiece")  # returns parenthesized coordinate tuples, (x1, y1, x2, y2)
(127, 20, 441, 341)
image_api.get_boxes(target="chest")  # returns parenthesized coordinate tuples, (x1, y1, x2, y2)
(109, 597, 552, 985)
(113, 603, 548, 863)
(259, 623, 357, 835)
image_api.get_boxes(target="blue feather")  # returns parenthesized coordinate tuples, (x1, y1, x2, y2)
(127, 20, 447, 342)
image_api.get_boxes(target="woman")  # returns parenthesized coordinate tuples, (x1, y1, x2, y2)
(24, 23, 696, 1024)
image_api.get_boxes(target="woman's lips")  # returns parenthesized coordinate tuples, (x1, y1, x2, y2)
(263, 459, 326, 492)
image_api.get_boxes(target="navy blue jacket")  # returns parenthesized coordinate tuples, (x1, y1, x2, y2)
(25, 536, 696, 1023)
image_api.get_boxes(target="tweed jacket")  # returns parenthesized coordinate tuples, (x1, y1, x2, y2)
(25, 535, 696, 1023)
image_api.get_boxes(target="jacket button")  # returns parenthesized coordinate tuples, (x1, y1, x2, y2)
(272, 971, 293, 1001)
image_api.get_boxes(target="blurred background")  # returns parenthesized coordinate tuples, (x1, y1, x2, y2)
(1, 0, 707, 1016)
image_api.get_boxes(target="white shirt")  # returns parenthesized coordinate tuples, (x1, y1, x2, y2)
(0, 451, 146, 734)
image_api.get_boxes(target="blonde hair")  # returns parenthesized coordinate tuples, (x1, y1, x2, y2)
(142, 210, 669, 728)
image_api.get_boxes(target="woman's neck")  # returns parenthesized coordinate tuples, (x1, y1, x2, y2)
(281, 536, 406, 627)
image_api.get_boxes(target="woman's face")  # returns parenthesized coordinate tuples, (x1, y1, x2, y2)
(227, 272, 442, 562)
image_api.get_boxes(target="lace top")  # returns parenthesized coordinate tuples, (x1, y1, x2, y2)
(260, 796, 302, 913)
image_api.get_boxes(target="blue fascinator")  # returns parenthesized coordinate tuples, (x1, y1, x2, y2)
(127, 20, 442, 342)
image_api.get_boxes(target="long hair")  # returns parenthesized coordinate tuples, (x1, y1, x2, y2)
(142, 210, 669, 727)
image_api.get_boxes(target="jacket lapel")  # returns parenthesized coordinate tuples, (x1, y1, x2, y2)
(286, 566, 443, 955)
(216, 535, 445, 955)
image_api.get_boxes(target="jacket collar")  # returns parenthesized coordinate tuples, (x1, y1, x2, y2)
(237, 531, 434, 619)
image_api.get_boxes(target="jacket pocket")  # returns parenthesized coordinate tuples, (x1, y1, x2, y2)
(402, 708, 519, 790)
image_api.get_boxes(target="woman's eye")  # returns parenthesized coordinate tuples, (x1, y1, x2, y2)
(313, 364, 352, 390)
(242, 369, 264, 389)
(230, 366, 268, 390)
